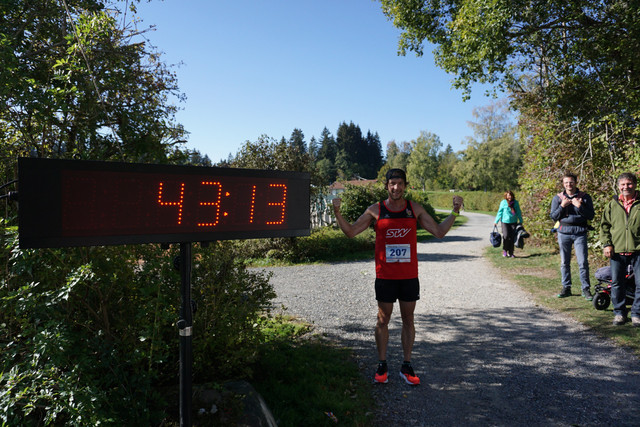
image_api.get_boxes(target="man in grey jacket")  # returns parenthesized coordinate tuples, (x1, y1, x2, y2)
(550, 172, 595, 300)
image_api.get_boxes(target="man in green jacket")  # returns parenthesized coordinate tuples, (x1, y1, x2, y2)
(600, 172, 640, 326)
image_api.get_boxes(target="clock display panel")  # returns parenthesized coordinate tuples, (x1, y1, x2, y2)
(18, 158, 310, 248)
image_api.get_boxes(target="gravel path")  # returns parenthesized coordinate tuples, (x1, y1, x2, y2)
(257, 212, 640, 426)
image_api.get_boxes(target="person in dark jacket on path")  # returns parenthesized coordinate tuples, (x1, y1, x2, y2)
(600, 172, 640, 327)
(550, 172, 595, 300)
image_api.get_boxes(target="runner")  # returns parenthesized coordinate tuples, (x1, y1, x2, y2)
(332, 168, 463, 385)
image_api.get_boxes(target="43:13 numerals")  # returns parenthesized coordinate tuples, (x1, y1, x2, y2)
(156, 181, 288, 227)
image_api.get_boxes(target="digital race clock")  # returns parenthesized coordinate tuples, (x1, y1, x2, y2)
(18, 158, 310, 248)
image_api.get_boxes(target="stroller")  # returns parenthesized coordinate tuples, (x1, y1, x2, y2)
(592, 265, 636, 310)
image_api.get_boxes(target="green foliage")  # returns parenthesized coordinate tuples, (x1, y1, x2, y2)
(384, 141, 411, 171)
(315, 128, 338, 185)
(516, 106, 628, 247)
(0, 2, 266, 422)
(336, 183, 388, 223)
(1, 230, 174, 424)
(406, 131, 442, 191)
(257, 314, 311, 343)
(381, 0, 640, 113)
(237, 228, 376, 264)
(190, 242, 276, 380)
(379, 0, 640, 241)
(232, 135, 312, 173)
(334, 122, 383, 180)
(380, 101, 519, 192)
(452, 101, 521, 191)
(295, 227, 376, 262)
(229, 134, 328, 199)
(0, 226, 275, 424)
(405, 189, 437, 219)
(0, 0, 187, 171)
(434, 144, 459, 190)
(314, 122, 383, 183)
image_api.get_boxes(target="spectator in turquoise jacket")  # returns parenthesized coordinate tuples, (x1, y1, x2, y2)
(494, 191, 523, 258)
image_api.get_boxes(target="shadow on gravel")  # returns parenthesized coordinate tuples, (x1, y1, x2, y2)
(324, 306, 640, 427)
(421, 235, 483, 244)
(417, 253, 478, 262)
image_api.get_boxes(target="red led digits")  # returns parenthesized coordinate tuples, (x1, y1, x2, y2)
(198, 181, 224, 227)
(158, 182, 185, 224)
(266, 184, 287, 225)
(249, 185, 257, 223)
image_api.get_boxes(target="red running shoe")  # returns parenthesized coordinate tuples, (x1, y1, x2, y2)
(399, 363, 420, 385)
(374, 362, 388, 384)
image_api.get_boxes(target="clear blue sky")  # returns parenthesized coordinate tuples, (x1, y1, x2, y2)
(136, 0, 499, 164)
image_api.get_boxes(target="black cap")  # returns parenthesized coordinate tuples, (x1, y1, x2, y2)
(385, 168, 406, 183)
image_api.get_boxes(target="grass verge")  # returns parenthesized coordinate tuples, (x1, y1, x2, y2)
(252, 315, 374, 426)
(487, 245, 640, 354)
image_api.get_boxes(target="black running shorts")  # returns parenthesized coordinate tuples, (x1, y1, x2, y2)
(375, 278, 420, 303)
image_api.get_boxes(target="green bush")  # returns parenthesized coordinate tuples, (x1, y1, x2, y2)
(337, 183, 438, 222)
(190, 242, 275, 380)
(0, 233, 172, 425)
(337, 183, 388, 223)
(236, 228, 376, 264)
(405, 189, 437, 218)
(294, 227, 375, 262)
(0, 227, 274, 425)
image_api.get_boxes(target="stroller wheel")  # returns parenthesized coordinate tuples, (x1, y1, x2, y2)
(592, 292, 610, 310)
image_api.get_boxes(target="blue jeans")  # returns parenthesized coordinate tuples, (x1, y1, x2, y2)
(610, 253, 640, 318)
(557, 232, 590, 291)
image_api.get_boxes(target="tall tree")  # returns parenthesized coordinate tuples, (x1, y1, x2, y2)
(364, 130, 384, 178)
(406, 131, 442, 190)
(435, 144, 460, 190)
(452, 101, 520, 191)
(0, 2, 241, 424)
(385, 140, 411, 171)
(335, 121, 367, 179)
(379, 0, 640, 222)
(379, 0, 640, 117)
(316, 127, 337, 184)
(233, 134, 312, 173)
(289, 128, 306, 154)
(317, 127, 336, 161)
(308, 135, 319, 160)
(0, 0, 187, 168)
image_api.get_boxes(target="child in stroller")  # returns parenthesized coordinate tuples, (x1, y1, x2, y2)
(593, 265, 635, 310)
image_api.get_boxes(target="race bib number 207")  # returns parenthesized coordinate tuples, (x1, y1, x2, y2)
(385, 244, 411, 263)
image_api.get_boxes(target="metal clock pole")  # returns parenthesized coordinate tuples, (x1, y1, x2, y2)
(178, 242, 193, 427)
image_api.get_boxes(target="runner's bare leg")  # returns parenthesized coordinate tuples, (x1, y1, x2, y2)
(376, 302, 393, 360)
(399, 300, 416, 362)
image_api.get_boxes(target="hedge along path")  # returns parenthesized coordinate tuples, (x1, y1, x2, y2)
(263, 212, 640, 426)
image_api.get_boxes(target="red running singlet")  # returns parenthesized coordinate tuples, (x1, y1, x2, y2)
(374, 200, 418, 279)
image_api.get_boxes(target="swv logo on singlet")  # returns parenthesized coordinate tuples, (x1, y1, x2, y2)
(385, 228, 411, 238)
